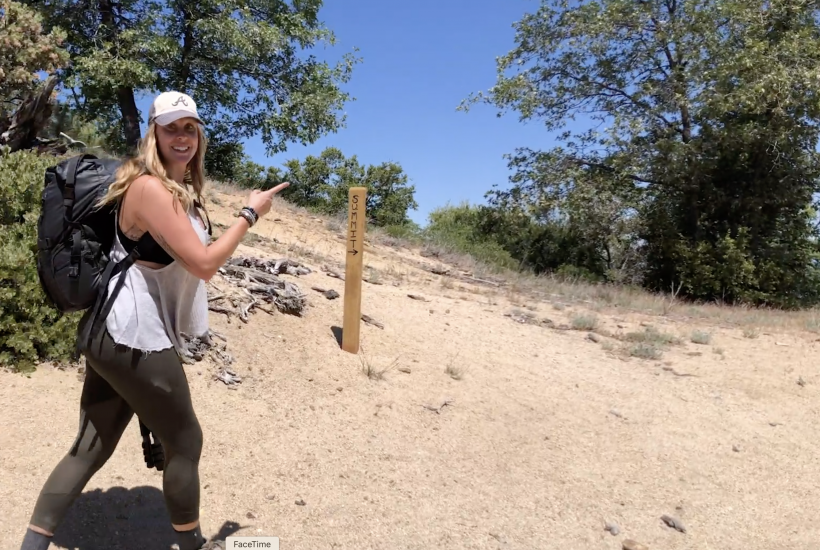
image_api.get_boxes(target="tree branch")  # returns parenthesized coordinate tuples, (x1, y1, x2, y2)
(558, 69, 679, 133)
(563, 156, 661, 186)
(652, 2, 692, 143)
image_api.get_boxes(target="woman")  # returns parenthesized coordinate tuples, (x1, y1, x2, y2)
(18, 91, 289, 550)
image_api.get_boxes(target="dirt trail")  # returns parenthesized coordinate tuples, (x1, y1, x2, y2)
(2, 190, 820, 550)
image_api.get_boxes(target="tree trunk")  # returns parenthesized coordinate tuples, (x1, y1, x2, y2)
(98, 0, 140, 153)
(0, 75, 65, 154)
(117, 86, 141, 153)
(178, 6, 194, 91)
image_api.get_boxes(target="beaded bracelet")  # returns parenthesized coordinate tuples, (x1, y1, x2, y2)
(242, 206, 259, 223)
(238, 208, 256, 227)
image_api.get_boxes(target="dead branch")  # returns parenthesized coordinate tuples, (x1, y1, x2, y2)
(362, 314, 384, 329)
(0, 75, 65, 154)
(422, 399, 453, 414)
(239, 302, 253, 323)
(254, 304, 275, 315)
(215, 368, 242, 387)
(221, 264, 282, 285)
(208, 304, 234, 316)
(311, 286, 340, 299)
(226, 256, 312, 277)
(216, 257, 308, 316)
(178, 332, 239, 389)
(459, 274, 502, 287)
(427, 265, 450, 275)
(423, 264, 504, 288)
(322, 265, 345, 280)
(236, 281, 271, 293)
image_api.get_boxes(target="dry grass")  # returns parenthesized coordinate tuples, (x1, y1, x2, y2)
(386, 234, 820, 334)
(206, 178, 250, 199)
(690, 330, 713, 345)
(601, 325, 686, 361)
(359, 351, 399, 381)
(742, 327, 760, 339)
(627, 342, 664, 360)
(420, 252, 820, 335)
(206, 178, 820, 335)
(509, 273, 820, 332)
(570, 313, 599, 331)
(620, 326, 683, 347)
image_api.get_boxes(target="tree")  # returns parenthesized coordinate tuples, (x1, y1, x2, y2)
(462, 0, 820, 307)
(0, 1, 68, 113)
(203, 138, 269, 188)
(0, 1, 69, 151)
(270, 147, 419, 227)
(276, 146, 352, 211)
(324, 157, 418, 227)
(23, 0, 359, 154)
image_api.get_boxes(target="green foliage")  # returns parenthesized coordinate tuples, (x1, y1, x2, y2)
(268, 147, 419, 227)
(275, 147, 352, 211)
(25, 0, 360, 153)
(0, 150, 81, 371)
(43, 102, 114, 153)
(462, 0, 820, 308)
(421, 202, 609, 282)
(0, 1, 69, 120)
(203, 137, 270, 189)
(203, 139, 247, 184)
(670, 229, 761, 304)
(382, 222, 422, 241)
(423, 203, 520, 270)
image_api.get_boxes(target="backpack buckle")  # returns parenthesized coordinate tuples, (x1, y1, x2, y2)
(69, 265, 79, 278)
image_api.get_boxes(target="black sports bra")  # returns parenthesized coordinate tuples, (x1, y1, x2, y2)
(117, 222, 174, 265)
(117, 201, 212, 266)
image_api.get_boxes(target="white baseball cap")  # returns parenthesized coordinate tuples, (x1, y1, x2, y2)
(149, 91, 203, 126)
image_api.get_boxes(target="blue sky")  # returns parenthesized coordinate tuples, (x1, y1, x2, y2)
(133, 0, 553, 226)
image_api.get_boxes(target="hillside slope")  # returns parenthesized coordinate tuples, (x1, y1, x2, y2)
(2, 186, 820, 550)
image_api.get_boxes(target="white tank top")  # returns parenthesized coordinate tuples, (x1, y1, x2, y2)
(104, 205, 211, 361)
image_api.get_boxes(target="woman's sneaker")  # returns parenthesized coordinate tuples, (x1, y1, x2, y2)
(170, 539, 225, 550)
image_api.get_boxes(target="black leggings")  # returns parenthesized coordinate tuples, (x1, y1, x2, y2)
(29, 320, 203, 533)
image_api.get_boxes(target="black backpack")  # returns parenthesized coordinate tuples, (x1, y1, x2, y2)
(36, 153, 150, 341)
(36, 153, 165, 471)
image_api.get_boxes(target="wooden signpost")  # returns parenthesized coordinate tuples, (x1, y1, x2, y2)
(342, 187, 367, 353)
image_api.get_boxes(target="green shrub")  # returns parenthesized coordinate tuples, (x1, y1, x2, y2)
(622, 326, 682, 346)
(382, 222, 422, 242)
(570, 313, 598, 331)
(628, 342, 663, 360)
(0, 150, 81, 372)
(422, 203, 520, 270)
(554, 263, 606, 283)
(690, 330, 712, 344)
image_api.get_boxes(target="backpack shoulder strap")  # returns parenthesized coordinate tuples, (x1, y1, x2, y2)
(193, 198, 213, 237)
(62, 153, 99, 222)
(76, 231, 152, 352)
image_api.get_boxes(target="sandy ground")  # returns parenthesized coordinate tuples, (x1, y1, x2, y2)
(2, 189, 820, 550)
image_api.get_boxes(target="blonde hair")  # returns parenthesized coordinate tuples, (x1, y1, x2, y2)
(97, 121, 209, 215)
